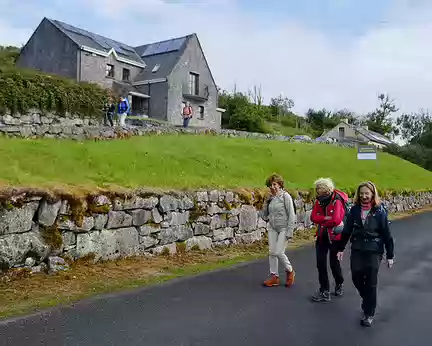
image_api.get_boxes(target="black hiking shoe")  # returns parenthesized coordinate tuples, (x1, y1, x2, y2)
(361, 316, 374, 327)
(334, 284, 344, 297)
(311, 290, 331, 302)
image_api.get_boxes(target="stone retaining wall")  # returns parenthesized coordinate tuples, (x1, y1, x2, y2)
(0, 111, 356, 147)
(0, 189, 431, 273)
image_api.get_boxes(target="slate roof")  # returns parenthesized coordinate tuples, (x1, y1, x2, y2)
(322, 121, 395, 146)
(46, 18, 198, 83)
(355, 127, 394, 146)
(134, 35, 192, 81)
(47, 18, 145, 65)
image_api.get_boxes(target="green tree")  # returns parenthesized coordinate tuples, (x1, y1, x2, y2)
(269, 94, 295, 119)
(366, 93, 398, 136)
(218, 89, 268, 133)
(396, 109, 431, 144)
(0, 46, 20, 69)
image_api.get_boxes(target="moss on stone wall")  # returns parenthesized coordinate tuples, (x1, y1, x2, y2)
(40, 225, 63, 250)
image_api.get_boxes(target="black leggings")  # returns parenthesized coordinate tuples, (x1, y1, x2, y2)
(350, 250, 382, 317)
(316, 239, 344, 292)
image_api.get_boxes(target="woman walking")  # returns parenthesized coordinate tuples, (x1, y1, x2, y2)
(261, 174, 296, 288)
(310, 178, 348, 302)
(337, 181, 394, 327)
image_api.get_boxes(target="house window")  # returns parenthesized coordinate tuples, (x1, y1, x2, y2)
(152, 64, 161, 73)
(106, 64, 114, 78)
(122, 68, 130, 81)
(338, 127, 345, 138)
(189, 72, 199, 95)
(198, 106, 204, 120)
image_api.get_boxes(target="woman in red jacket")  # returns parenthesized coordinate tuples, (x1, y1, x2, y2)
(310, 177, 348, 302)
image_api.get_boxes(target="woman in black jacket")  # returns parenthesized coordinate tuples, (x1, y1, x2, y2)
(337, 181, 394, 327)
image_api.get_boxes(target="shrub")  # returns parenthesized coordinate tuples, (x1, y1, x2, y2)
(0, 67, 110, 117)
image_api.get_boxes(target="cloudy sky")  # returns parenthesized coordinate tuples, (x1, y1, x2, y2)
(1, 0, 432, 116)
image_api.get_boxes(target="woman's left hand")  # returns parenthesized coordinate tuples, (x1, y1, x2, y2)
(387, 259, 394, 268)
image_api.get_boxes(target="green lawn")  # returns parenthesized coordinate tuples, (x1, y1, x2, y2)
(0, 134, 431, 192)
(266, 121, 312, 137)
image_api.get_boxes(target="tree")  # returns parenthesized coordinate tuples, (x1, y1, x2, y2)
(366, 93, 398, 136)
(332, 109, 360, 126)
(396, 109, 431, 144)
(305, 108, 335, 135)
(248, 85, 264, 106)
(269, 94, 295, 121)
(218, 89, 269, 133)
(0, 46, 20, 69)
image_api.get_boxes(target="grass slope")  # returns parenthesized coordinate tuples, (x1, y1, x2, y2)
(0, 134, 431, 191)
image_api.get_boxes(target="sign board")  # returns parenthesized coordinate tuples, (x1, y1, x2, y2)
(357, 145, 377, 160)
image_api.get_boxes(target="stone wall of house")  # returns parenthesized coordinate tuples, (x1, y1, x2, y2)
(0, 111, 356, 147)
(1, 189, 431, 273)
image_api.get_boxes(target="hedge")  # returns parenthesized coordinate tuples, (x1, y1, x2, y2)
(0, 67, 110, 118)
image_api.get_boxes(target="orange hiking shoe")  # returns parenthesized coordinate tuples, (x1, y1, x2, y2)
(285, 270, 295, 287)
(263, 274, 280, 287)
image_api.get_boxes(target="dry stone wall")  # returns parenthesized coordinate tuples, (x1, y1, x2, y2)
(0, 189, 431, 273)
(0, 111, 355, 146)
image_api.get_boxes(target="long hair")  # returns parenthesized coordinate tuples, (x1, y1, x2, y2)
(353, 181, 381, 206)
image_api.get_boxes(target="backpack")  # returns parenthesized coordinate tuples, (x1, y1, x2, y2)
(332, 189, 352, 234)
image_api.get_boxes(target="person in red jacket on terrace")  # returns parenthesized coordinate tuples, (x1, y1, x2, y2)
(310, 177, 348, 302)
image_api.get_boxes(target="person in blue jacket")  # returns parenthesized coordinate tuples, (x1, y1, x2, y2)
(118, 96, 131, 126)
(337, 181, 394, 327)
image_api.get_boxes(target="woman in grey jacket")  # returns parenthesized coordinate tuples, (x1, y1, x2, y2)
(261, 174, 296, 287)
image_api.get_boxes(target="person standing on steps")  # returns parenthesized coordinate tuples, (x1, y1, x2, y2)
(310, 178, 349, 302)
(260, 174, 296, 288)
(337, 181, 394, 327)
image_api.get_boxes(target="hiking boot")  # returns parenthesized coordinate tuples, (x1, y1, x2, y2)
(285, 270, 295, 287)
(311, 290, 331, 302)
(361, 316, 374, 327)
(334, 284, 344, 297)
(263, 274, 280, 287)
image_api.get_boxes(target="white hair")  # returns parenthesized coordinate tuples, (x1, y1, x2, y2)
(314, 177, 335, 194)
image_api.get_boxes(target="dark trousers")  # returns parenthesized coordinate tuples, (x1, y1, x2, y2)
(105, 112, 114, 126)
(183, 117, 191, 128)
(350, 250, 381, 317)
(316, 238, 344, 292)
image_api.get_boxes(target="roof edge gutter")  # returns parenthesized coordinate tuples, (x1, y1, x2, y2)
(132, 78, 167, 86)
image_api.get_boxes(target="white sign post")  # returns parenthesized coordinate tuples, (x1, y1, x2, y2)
(357, 145, 377, 160)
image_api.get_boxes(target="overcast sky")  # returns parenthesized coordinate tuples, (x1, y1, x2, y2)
(1, 0, 432, 116)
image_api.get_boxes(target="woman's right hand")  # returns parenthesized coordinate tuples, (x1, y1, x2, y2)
(336, 252, 344, 261)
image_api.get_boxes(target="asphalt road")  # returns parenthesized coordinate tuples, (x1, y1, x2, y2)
(1, 212, 432, 346)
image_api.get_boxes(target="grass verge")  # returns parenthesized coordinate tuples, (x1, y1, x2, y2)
(0, 134, 432, 192)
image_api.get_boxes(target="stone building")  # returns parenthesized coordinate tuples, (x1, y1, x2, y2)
(17, 18, 225, 129)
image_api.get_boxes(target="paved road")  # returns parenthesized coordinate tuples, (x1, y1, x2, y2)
(1, 212, 432, 346)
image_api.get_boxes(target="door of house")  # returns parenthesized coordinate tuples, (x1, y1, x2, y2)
(131, 96, 149, 116)
(338, 126, 345, 138)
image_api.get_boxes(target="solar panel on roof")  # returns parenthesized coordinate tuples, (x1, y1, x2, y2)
(92, 35, 111, 50)
(119, 44, 136, 53)
(167, 37, 185, 51)
(141, 37, 186, 57)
